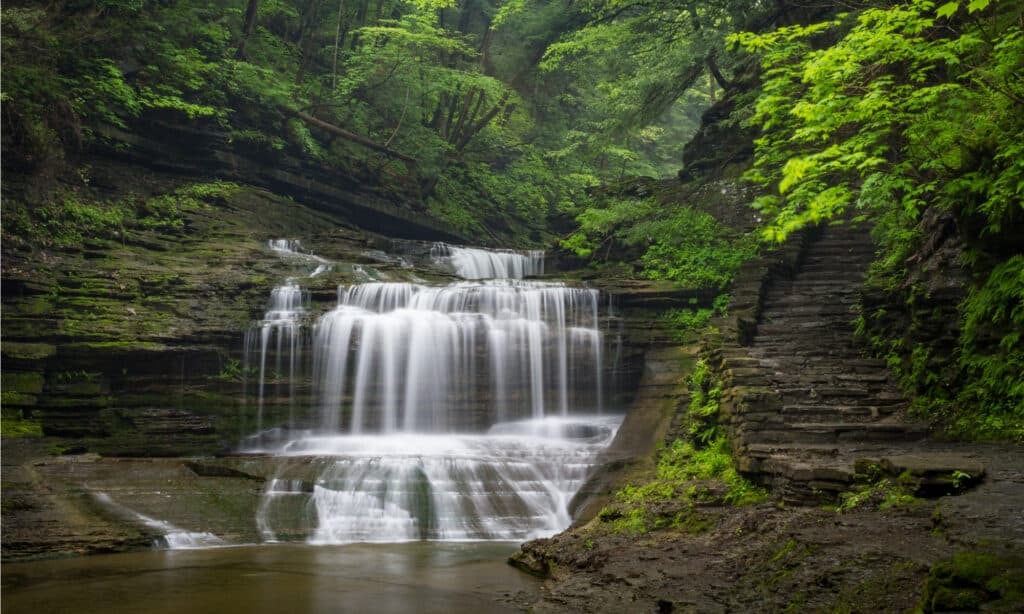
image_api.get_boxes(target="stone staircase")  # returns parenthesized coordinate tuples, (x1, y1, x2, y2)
(707, 223, 954, 504)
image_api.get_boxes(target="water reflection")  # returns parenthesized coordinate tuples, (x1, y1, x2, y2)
(2, 543, 537, 614)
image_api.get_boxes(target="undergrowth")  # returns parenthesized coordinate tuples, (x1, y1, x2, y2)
(561, 193, 758, 289)
(598, 358, 766, 535)
(661, 294, 731, 341)
(3, 180, 240, 248)
(856, 251, 1024, 443)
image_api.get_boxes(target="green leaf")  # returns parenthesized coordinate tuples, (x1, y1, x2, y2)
(936, 2, 959, 18)
(966, 0, 990, 13)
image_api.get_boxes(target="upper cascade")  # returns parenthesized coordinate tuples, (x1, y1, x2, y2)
(268, 238, 332, 277)
(315, 280, 603, 434)
(431, 243, 544, 279)
(268, 239, 304, 254)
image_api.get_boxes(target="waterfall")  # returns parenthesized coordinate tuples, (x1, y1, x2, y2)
(247, 242, 616, 544)
(243, 280, 308, 438)
(431, 242, 544, 279)
(258, 416, 620, 542)
(311, 281, 603, 433)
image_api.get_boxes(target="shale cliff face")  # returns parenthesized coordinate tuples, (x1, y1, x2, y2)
(1, 113, 481, 456)
(2, 178, 370, 455)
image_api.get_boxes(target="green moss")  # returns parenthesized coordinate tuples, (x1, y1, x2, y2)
(7, 296, 56, 315)
(1, 418, 43, 437)
(596, 357, 766, 534)
(0, 392, 38, 406)
(1, 372, 46, 394)
(60, 341, 166, 352)
(42, 396, 113, 408)
(918, 551, 1024, 613)
(1, 343, 57, 361)
(772, 538, 798, 562)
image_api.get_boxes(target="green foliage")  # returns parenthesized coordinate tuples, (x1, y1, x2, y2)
(1, 0, 745, 245)
(632, 209, 757, 288)
(0, 417, 43, 438)
(662, 294, 730, 339)
(564, 192, 757, 288)
(535, 0, 758, 177)
(3, 181, 240, 248)
(735, 0, 1023, 243)
(215, 358, 257, 382)
(599, 358, 765, 534)
(836, 478, 922, 513)
(954, 255, 1024, 439)
(735, 0, 1024, 441)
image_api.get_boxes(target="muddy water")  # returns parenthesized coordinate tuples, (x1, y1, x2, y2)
(1, 543, 538, 614)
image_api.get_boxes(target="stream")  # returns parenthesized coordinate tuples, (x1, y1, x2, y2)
(1, 543, 538, 614)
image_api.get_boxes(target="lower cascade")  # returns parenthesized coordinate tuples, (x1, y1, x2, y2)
(245, 243, 619, 544)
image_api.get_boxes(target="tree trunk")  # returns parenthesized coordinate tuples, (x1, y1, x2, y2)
(236, 0, 260, 60)
(349, 0, 370, 49)
(331, 0, 346, 90)
(448, 87, 479, 146)
(295, 0, 323, 85)
(707, 52, 732, 91)
(454, 92, 509, 152)
(281, 107, 416, 163)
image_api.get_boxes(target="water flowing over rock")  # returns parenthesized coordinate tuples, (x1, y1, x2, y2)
(257, 416, 621, 542)
(244, 243, 618, 544)
(244, 281, 309, 435)
(93, 493, 225, 550)
(431, 242, 545, 279)
(314, 280, 603, 433)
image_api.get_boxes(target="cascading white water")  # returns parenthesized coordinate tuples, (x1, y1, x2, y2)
(431, 242, 544, 279)
(93, 493, 224, 550)
(258, 416, 620, 542)
(247, 242, 616, 545)
(243, 239, 333, 438)
(312, 280, 603, 433)
(268, 238, 333, 277)
(244, 280, 308, 437)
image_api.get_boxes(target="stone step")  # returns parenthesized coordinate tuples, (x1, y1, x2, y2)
(782, 283, 863, 294)
(757, 310, 859, 322)
(763, 293, 861, 307)
(755, 322, 857, 336)
(758, 303, 856, 317)
(801, 247, 875, 258)
(757, 364, 892, 379)
(746, 422, 929, 445)
(780, 403, 885, 423)
(798, 261, 873, 272)
(801, 246, 872, 256)
(745, 442, 846, 459)
(765, 374, 895, 391)
(803, 239, 875, 250)
(753, 327, 860, 340)
(792, 262, 871, 273)
(752, 357, 890, 373)
(752, 340, 864, 354)
(777, 387, 907, 406)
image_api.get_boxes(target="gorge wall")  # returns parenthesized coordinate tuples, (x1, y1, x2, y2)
(2, 118, 725, 460)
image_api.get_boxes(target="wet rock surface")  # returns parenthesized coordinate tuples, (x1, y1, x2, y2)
(0, 438, 279, 560)
(516, 445, 1024, 613)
